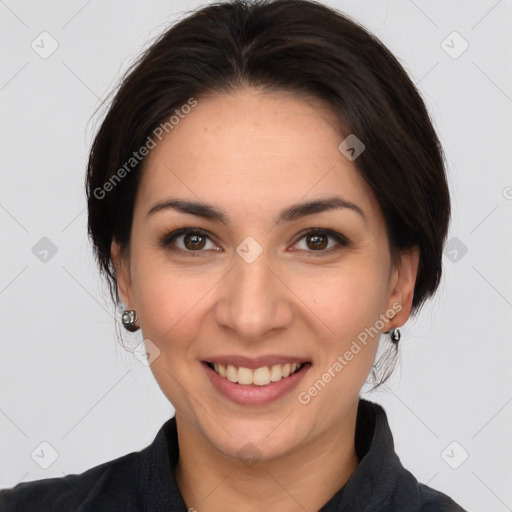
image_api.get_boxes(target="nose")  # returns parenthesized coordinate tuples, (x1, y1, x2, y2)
(213, 249, 294, 341)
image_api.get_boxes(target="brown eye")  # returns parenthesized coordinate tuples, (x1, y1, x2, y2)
(159, 228, 219, 255)
(183, 232, 206, 250)
(305, 233, 329, 250)
(293, 229, 348, 255)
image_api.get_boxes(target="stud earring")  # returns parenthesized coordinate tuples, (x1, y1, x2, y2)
(384, 327, 401, 343)
(121, 310, 140, 332)
(390, 328, 401, 343)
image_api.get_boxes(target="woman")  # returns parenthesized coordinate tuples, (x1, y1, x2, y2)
(0, 0, 467, 510)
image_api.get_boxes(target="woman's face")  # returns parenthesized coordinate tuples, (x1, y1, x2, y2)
(112, 88, 418, 462)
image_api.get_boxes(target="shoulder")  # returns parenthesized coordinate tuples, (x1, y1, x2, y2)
(355, 400, 468, 512)
(0, 450, 142, 511)
(418, 482, 468, 512)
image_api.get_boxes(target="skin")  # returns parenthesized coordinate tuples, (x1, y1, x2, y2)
(111, 87, 419, 512)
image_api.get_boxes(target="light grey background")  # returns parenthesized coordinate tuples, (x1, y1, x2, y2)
(1, 1, 511, 510)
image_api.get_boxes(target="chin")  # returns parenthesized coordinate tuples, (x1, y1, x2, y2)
(213, 427, 303, 465)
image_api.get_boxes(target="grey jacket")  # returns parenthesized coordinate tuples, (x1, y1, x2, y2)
(0, 398, 468, 511)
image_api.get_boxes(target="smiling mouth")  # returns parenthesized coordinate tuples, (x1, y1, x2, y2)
(204, 361, 309, 386)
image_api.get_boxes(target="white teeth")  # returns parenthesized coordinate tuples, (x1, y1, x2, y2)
(226, 364, 238, 383)
(211, 362, 303, 385)
(253, 367, 271, 386)
(237, 367, 253, 385)
(270, 364, 282, 382)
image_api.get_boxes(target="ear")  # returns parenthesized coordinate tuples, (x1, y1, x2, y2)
(111, 240, 134, 309)
(385, 245, 420, 327)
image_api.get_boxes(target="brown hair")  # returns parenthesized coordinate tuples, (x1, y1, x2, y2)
(86, 0, 450, 387)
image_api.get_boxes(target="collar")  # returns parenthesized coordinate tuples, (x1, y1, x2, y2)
(138, 398, 422, 511)
(320, 398, 422, 511)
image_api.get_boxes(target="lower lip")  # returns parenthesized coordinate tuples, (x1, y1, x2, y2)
(203, 362, 311, 406)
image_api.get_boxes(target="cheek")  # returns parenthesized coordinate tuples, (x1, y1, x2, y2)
(307, 263, 389, 341)
(130, 264, 210, 408)
(130, 254, 218, 351)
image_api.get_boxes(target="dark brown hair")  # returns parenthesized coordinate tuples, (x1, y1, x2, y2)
(86, 0, 450, 386)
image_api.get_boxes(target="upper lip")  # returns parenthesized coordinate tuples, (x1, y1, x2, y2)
(203, 355, 311, 369)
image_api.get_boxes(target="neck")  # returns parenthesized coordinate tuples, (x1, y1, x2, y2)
(174, 407, 360, 512)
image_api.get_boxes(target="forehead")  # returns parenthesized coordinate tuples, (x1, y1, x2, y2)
(135, 88, 380, 225)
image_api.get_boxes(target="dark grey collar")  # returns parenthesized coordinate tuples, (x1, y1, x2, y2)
(138, 398, 452, 511)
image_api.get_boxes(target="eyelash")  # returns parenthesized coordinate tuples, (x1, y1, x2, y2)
(157, 227, 349, 258)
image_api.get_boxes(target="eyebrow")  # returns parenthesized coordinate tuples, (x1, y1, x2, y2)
(146, 196, 366, 225)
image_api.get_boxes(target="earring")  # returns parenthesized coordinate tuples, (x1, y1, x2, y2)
(390, 328, 401, 343)
(122, 310, 140, 332)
